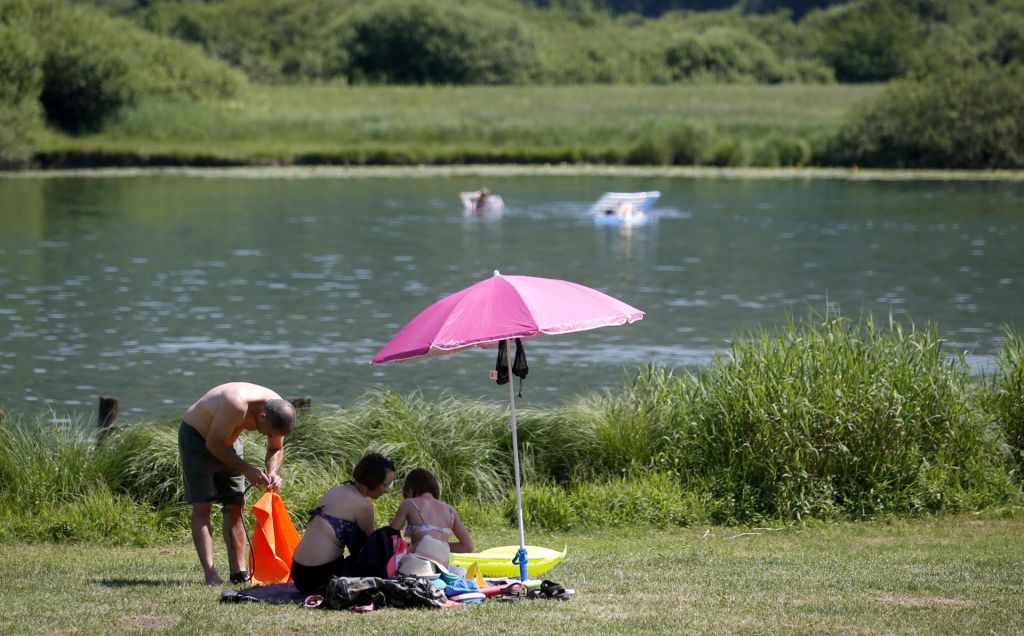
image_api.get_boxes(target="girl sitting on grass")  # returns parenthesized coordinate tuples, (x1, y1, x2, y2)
(389, 468, 474, 566)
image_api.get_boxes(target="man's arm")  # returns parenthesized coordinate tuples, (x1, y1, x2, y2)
(205, 402, 269, 487)
(264, 434, 285, 490)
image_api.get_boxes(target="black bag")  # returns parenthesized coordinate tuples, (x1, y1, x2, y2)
(323, 576, 446, 610)
(495, 338, 529, 386)
(339, 526, 405, 578)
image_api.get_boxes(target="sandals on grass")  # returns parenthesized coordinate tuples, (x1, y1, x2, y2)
(527, 580, 572, 601)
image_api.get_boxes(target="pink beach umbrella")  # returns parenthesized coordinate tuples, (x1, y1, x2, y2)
(373, 270, 644, 579)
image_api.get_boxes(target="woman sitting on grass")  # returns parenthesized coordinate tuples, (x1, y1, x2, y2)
(389, 468, 474, 566)
(290, 452, 396, 594)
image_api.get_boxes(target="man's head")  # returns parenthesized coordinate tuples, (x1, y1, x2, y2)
(262, 399, 296, 436)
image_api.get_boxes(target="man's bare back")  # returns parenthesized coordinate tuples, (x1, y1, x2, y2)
(183, 382, 283, 442)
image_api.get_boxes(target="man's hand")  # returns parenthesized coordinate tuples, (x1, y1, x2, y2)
(243, 465, 271, 488)
(267, 473, 283, 492)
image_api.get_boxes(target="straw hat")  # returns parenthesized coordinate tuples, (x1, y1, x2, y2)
(412, 535, 452, 567)
(396, 554, 444, 579)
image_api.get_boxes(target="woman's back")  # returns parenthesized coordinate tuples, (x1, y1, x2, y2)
(293, 483, 372, 566)
(404, 494, 455, 545)
(389, 467, 474, 559)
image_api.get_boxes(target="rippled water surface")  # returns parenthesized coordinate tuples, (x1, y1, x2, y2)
(1, 173, 1021, 418)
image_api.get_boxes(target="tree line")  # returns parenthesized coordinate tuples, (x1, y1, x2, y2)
(1, 0, 1023, 168)
(76, 0, 1024, 85)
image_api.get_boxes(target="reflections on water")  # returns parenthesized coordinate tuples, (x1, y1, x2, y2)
(0, 173, 1021, 417)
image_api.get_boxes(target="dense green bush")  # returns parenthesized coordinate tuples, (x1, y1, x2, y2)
(660, 315, 1016, 521)
(828, 64, 1024, 168)
(627, 122, 715, 165)
(21, 0, 244, 133)
(36, 4, 139, 132)
(983, 331, 1024, 475)
(752, 133, 813, 166)
(139, 0, 356, 83)
(342, 0, 541, 84)
(0, 7, 43, 166)
(988, 13, 1024, 66)
(803, 0, 923, 82)
(665, 27, 784, 83)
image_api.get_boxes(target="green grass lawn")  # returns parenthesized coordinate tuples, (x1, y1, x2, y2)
(36, 83, 882, 165)
(1, 513, 1021, 635)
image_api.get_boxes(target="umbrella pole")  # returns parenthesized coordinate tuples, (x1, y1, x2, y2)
(506, 339, 529, 581)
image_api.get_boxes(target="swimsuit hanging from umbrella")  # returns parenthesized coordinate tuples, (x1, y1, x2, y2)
(372, 270, 644, 580)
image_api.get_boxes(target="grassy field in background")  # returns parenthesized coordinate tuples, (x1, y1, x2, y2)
(0, 514, 1021, 635)
(35, 83, 882, 165)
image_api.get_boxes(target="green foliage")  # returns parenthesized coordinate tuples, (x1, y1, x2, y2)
(988, 13, 1024, 66)
(803, 0, 924, 82)
(828, 64, 1024, 168)
(95, 419, 186, 508)
(627, 122, 715, 165)
(56, 0, 1024, 91)
(0, 416, 106, 507)
(19, 0, 244, 133)
(2, 319, 1021, 543)
(0, 4, 43, 166)
(0, 486, 182, 546)
(982, 330, 1024, 475)
(665, 27, 784, 83)
(286, 389, 511, 502)
(343, 0, 541, 84)
(751, 133, 813, 166)
(513, 472, 700, 530)
(35, 2, 139, 132)
(662, 314, 1016, 521)
(139, 0, 357, 83)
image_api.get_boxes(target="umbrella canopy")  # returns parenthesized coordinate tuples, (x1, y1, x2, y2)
(372, 271, 644, 364)
(372, 270, 644, 580)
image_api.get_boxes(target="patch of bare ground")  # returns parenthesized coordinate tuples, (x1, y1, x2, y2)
(874, 594, 972, 609)
(119, 615, 180, 630)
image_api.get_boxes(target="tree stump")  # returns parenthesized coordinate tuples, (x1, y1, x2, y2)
(98, 395, 119, 431)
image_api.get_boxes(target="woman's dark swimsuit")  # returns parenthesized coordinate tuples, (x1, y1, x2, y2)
(290, 506, 369, 595)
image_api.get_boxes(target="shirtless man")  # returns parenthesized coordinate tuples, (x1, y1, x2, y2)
(179, 382, 296, 585)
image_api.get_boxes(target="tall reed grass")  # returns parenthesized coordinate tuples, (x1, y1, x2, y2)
(0, 415, 182, 545)
(2, 317, 1021, 544)
(665, 315, 1017, 521)
(982, 329, 1024, 475)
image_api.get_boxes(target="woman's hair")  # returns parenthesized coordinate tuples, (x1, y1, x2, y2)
(352, 452, 395, 490)
(402, 468, 440, 499)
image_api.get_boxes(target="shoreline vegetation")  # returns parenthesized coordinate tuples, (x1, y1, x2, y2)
(5, 164, 1024, 182)
(2, 315, 1022, 545)
(28, 83, 878, 170)
(3, 1, 1023, 171)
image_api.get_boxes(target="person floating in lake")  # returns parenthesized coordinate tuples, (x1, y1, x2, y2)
(473, 188, 490, 214)
(389, 467, 474, 567)
(179, 382, 296, 585)
(604, 201, 638, 220)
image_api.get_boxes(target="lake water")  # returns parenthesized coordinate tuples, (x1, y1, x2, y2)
(1, 170, 1021, 419)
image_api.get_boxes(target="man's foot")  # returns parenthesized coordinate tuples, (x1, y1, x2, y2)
(205, 572, 224, 586)
(229, 570, 250, 585)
